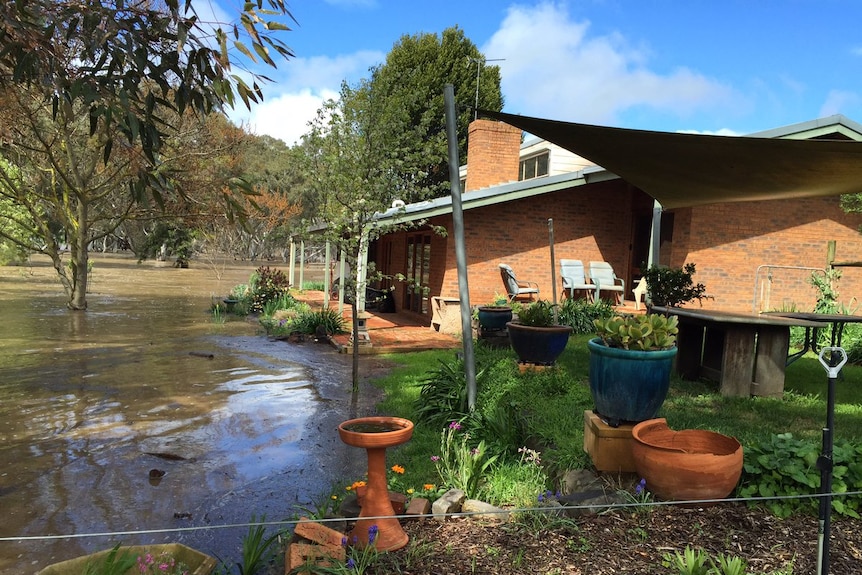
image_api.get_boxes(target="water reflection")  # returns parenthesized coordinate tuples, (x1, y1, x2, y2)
(0, 255, 353, 574)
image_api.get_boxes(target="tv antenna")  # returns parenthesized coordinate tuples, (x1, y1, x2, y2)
(467, 57, 504, 119)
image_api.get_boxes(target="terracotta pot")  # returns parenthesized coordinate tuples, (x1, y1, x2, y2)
(631, 418, 743, 502)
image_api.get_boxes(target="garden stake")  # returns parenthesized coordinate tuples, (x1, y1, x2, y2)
(816, 346, 847, 575)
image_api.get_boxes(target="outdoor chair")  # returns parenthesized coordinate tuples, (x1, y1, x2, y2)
(499, 263, 539, 302)
(559, 259, 593, 300)
(589, 261, 625, 305)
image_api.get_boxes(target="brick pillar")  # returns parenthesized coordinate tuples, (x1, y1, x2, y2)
(464, 119, 521, 192)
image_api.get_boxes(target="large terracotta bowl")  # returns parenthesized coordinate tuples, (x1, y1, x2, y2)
(631, 418, 743, 502)
(338, 416, 414, 449)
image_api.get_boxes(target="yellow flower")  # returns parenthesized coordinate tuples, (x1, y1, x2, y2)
(390, 464, 405, 474)
(407, 488, 415, 495)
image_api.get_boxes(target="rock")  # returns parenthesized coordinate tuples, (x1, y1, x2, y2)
(432, 488, 465, 521)
(558, 469, 602, 494)
(462, 499, 509, 521)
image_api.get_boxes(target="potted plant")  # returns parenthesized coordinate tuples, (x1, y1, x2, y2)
(506, 300, 573, 365)
(476, 294, 514, 332)
(587, 313, 679, 426)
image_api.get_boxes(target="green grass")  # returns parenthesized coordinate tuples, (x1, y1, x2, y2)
(368, 333, 862, 497)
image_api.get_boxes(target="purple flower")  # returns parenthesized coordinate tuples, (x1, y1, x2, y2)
(346, 557, 356, 569)
(538, 493, 544, 502)
(448, 421, 462, 430)
(430, 455, 440, 462)
(368, 524, 378, 544)
(341, 536, 347, 547)
(636, 478, 647, 496)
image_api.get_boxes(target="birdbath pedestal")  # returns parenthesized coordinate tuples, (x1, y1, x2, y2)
(337, 416, 414, 551)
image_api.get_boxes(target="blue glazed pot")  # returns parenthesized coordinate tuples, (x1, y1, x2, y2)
(587, 337, 677, 427)
(477, 306, 513, 331)
(507, 322, 573, 365)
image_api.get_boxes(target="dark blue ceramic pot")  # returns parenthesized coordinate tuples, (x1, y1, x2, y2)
(507, 322, 573, 365)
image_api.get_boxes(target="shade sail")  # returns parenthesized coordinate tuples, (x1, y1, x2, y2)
(479, 109, 862, 209)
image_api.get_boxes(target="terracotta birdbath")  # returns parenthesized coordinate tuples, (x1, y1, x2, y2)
(338, 416, 414, 551)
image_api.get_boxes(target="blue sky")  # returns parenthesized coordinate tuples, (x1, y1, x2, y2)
(223, 1, 862, 145)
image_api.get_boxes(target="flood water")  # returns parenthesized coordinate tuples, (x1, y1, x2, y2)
(0, 254, 380, 574)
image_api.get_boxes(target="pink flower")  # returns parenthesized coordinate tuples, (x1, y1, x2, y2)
(448, 421, 462, 430)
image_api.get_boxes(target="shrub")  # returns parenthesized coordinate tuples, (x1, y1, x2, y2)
(642, 263, 709, 308)
(291, 308, 347, 335)
(557, 298, 614, 334)
(515, 300, 557, 327)
(738, 432, 862, 518)
(249, 266, 290, 313)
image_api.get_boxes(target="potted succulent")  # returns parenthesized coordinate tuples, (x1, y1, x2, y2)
(587, 313, 679, 426)
(506, 300, 573, 365)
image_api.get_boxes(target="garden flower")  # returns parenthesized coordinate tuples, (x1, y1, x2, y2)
(390, 464, 404, 474)
(423, 484, 435, 491)
(448, 421, 462, 430)
(430, 455, 440, 462)
(635, 478, 647, 496)
(368, 524, 379, 545)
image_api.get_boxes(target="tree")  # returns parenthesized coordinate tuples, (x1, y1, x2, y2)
(0, 83, 152, 308)
(367, 26, 504, 202)
(0, 0, 294, 308)
(301, 80, 424, 389)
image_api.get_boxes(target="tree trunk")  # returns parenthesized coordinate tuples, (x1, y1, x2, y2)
(68, 200, 90, 310)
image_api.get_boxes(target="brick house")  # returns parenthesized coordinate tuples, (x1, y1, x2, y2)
(369, 115, 862, 329)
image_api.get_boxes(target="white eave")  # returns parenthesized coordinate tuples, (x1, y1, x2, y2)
(373, 165, 617, 226)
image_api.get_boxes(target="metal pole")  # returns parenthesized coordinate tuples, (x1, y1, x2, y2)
(549, 218, 558, 323)
(444, 83, 477, 411)
(288, 238, 296, 287)
(323, 241, 331, 309)
(816, 346, 847, 575)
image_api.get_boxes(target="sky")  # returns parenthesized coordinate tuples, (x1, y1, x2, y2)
(222, 0, 862, 146)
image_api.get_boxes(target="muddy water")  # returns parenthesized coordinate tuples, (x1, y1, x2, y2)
(0, 254, 379, 574)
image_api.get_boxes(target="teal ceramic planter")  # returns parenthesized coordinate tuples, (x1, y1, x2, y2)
(587, 337, 677, 427)
(477, 306, 513, 331)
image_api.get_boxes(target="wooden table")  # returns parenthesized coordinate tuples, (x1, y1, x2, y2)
(651, 306, 825, 398)
(765, 311, 862, 358)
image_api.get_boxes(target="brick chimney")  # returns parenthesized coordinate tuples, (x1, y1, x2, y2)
(464, 119, 521, 192)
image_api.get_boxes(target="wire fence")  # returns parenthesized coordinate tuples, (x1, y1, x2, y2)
(3, 489, 860, 543)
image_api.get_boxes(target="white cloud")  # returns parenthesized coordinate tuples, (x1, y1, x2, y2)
(227, 51, 383, 145)
(819, 89, 860, 117)
(483, 2, 739, 125)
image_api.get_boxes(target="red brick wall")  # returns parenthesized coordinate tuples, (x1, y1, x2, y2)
(668, 197, 862, 313)
(437, 180, 635, 305)
(464, 120, 521, 192)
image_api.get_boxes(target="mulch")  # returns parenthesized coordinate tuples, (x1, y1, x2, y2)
(365, 504, 862, 574)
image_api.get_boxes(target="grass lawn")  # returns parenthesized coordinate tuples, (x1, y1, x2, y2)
(368, 333, 862, 506)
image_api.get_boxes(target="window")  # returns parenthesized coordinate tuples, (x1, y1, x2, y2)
(519, 151, 550, 181)
(405, 233, 432, 314)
